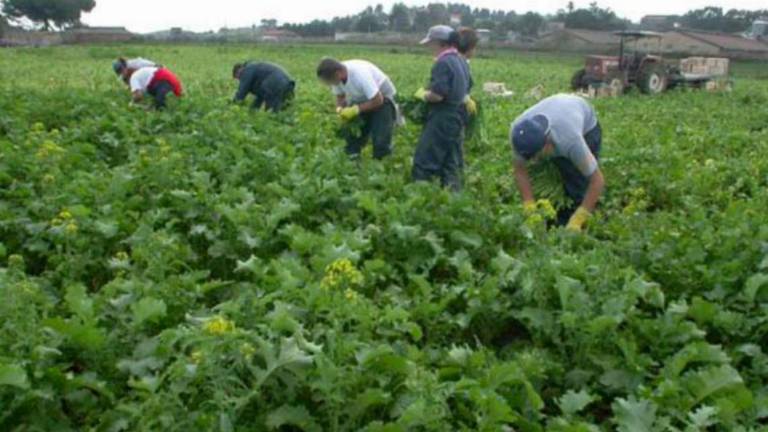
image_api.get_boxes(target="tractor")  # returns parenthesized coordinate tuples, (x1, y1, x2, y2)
(571, 31, 673, 95)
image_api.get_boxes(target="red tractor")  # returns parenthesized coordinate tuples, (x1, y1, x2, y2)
(571, 31, 672, 95)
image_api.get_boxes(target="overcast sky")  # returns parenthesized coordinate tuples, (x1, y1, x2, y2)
(81, 0, 767, 33)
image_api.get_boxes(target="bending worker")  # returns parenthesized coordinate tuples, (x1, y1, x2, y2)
(317, 58, 397, 160)
(113, 57, 157, 84)
(511, 94, 606, 232)
(127, 66, 183, 110)
(412, 25, 471, 192)
(232, 62, 295, 112)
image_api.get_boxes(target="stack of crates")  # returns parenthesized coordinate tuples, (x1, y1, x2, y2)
(680, 57, 730, 77)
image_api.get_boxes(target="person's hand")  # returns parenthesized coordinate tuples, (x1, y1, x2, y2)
(523, 200, 537, 217)
(339, 105, 360, 122)
(566, 207, 591, 232)
(414, 88, 429, 102)
(465, 96, 478, 116)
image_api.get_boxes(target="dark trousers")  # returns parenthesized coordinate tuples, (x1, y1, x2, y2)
(553, 123, 602, 224)
(148, 81, 175, 110)
(345, 99, 396, 160)
(255, 80, 295, 112)
(412, 108, 465, 192)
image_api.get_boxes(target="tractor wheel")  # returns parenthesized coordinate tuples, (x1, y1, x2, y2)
(638, 65, 668, 95)
(571, 69, 587, 91)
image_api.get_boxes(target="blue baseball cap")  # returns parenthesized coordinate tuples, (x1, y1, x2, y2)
(112, 60, 126, 75)
(512, 115, 550, 160)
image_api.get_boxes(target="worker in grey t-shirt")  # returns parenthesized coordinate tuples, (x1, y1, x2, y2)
(511, 94, 606, 232)
(113, 57, 157, 85)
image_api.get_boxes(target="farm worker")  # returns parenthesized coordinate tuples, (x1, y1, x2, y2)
(113, 57, 157, 84)
(316, 58, 398, 160)
(232, 62, 296, 113)
(127, 66, 183, 110)
(511, 94, 605, 232)
(411, 25, 471, 192)
(457, 27, 478, 120)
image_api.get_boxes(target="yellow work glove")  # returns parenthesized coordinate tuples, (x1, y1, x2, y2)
(523, 200, 537, 217)
(414, 88, 429, 102)
(339, 105, 361, 122)
(566, 207, 591, 232)
(465, 96, 478, 116)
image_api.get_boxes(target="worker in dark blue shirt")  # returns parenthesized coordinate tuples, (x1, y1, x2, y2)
(232, 62, 295, 112)
(412, 26, 472, 192)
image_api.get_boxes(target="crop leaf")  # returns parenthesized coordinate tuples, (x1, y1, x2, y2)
(65, 284, 94, 322)
(558, 389, 596, 417)
(744, 273, 768, 304)
(685, 365, 743, 405)
(686, 405, 718, 429)
(0, 363, 29, 389)
(612, 397, 657, 432)
(132, 297, 167, 326)
(266, 404, 321, 432)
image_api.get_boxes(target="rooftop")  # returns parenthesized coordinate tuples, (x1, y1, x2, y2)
(678, 30, 768, 52)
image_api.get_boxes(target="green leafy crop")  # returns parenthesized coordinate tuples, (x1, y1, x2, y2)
(1, 44, 767, 431)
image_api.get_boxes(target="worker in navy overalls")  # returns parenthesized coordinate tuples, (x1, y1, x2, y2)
(412, 25, 472, 192)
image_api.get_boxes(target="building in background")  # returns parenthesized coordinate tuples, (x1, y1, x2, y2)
(63, 26, 134, 44)
(537, 28, 620, 53)
(635, 30, 768, 59)
(640, 15, 678, 32)
(745, 19, 768, 41)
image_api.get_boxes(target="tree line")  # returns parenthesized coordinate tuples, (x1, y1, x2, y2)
(0, 0, 766, 37)
(282, 2, 767, 38)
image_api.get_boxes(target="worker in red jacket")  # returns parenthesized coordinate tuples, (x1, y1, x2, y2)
(126, 66, 183, 110)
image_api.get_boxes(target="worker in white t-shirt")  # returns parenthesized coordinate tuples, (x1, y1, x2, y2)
(113, 57, 157, 84)
(126, 66, 183, 110)
(317, 58, 398, 160)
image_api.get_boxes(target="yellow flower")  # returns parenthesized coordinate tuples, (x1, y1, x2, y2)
(58, 210, 73, 220)
(321, 258, 364, 290)
(524, 213, 545, 230)
(36, 140, 65, 159)
(190, 350, 204, 364)
(65, 222, 79, 235)
(344, 289, 359, 302)
(42, 174, 55, 183)
(115, 251, 130, 261)
(203, 316, 236, 335)
(8, 254, 25, 268)
(240, 343, 256, 359)
(535, 199, 557, 220)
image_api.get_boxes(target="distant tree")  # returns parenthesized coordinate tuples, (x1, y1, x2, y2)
(426, 3, 449, 26)
(557, 2, 628, 31)
(518, 12, 545, 36)
(389, 3, 411, 32)
(260, 19, 278, 29)
(2, 0, 96, 30)
(680, 7, 768, 33)
(283, 19, 334, 37)
(413, 8, 431, 32)
(356, 12, 385, 33)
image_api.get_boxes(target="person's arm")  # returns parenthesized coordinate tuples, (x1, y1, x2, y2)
(234, 67, 255, 102)
(336, 94, 347, 108)
(132, 90, 144, 103)
(424, 92, 445, 103)
(580, 168, 605, 212)
(426, 62, 450, 104)
(513, 158, 535, 204)
(358, 92, 384, 113)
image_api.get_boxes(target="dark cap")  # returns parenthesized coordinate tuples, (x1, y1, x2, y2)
(512, 115, 550, 160)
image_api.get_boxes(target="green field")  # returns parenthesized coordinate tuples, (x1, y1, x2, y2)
(1, 44, 767, 431)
